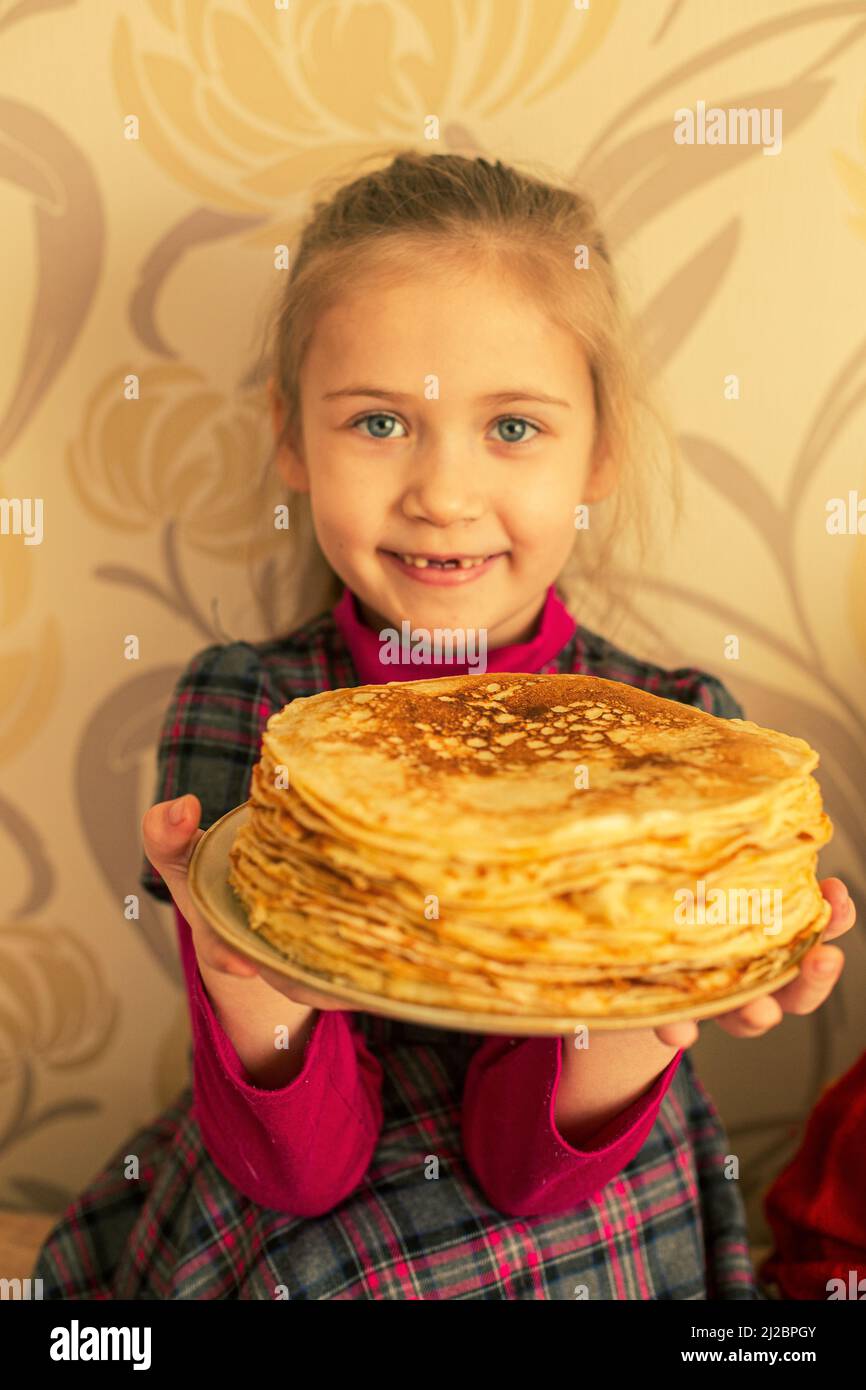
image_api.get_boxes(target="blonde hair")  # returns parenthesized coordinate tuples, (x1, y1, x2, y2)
(252, 147, 683, 636)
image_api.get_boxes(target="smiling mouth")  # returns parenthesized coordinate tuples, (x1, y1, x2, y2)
(383, 551, 505, 570)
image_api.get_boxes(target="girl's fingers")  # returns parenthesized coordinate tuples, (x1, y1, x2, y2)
(142, 795, 257, 978)
(660, 942, 846, 1045)
(141, 795, 203, 898)
(196, 914, 259, 978)
(768, 944, 845, 1014)
(654, 1021, 699, 1048)
(818, 878, 857, 943)
(713, 994, 784, 1037)
(715, 945, 845, 1034)
(256, 965, 347, 1009)
(141, 797, 205, 932)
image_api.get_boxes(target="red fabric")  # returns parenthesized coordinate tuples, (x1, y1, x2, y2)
(462, 1035, 682, 1217)
(761, 1049, 866, 1299)
(332, 582, 576, 684)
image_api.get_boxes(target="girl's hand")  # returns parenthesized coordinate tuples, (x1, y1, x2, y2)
(142, 793, 350, 1012)
(653, 877, 856, 1049)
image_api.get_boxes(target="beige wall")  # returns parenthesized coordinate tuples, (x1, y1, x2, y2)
(1, 0, 864, 1247)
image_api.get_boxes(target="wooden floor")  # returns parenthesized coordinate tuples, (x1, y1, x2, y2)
(0, 1210, 55, 1283)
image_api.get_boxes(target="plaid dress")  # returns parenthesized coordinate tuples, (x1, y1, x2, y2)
(33, 603, 761, 1299)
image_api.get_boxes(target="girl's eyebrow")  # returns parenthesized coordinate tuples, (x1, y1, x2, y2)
(322, 386, 571, 408)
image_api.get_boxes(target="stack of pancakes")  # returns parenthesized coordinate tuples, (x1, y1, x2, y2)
(227, 673, 833, 1018)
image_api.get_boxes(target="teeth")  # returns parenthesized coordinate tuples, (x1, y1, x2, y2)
(398, 554, 488, 569)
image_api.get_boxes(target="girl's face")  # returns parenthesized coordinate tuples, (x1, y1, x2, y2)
(271, 259, 616, 646)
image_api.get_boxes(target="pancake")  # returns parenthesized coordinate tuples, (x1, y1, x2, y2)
(226, 673, 833, 1018)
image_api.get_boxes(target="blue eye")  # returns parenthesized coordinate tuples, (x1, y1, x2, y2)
(350, 412, 540, 443)
(493, 416, 540, 444)
(352, 412, 407, 439)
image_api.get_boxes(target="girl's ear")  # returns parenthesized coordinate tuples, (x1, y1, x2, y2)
(583, 435, 618, 504)
(268, 376, 310, 493)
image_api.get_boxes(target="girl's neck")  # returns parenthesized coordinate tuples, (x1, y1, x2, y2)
(355, 592, 546, 648)
(332, 583, 577, 685)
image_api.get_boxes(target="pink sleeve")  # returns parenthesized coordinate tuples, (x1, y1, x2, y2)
(174, 905, 383, 1217)
(461, 1034, 683, 1217)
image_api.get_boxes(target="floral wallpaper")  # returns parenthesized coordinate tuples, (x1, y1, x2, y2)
(1, 0, 865, 1251)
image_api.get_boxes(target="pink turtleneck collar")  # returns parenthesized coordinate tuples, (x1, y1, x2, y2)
(332, 584, 576, 685)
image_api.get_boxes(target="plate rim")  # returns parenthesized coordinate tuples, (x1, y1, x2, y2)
(188, 801, 828, 1035)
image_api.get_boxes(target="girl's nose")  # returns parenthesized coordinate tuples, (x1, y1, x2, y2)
(401, 454, 486, 527)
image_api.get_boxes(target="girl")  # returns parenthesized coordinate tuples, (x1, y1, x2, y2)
(33, 151, 854, 1300)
